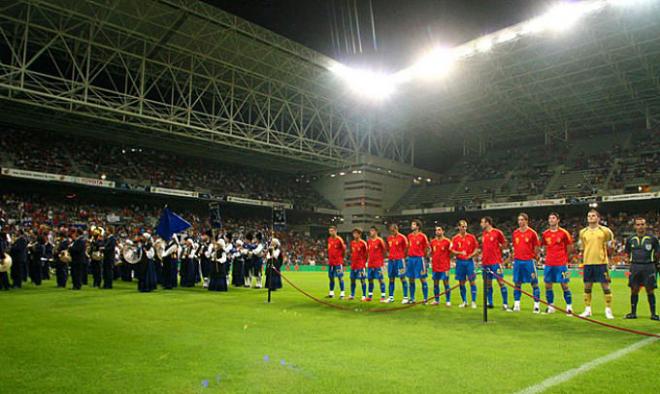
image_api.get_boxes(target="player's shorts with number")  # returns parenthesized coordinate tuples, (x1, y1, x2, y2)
(405, 256, 427, 279)
(482, 264, 502, 280)
(387, 259, 406, 278)
(432, 271, 449, 281)
(513, 259, 538, 283)
(582, 264, 610, 283)
(350, 268, 366, 280)
(455, 258, 475, 281)
(544, 265, 569, 284)
(367, 267, 384, 280)
(328, 265, 344, 279)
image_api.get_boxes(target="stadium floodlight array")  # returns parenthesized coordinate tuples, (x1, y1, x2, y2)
(329, 0, 656, 100)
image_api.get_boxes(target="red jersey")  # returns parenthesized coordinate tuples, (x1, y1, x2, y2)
(430, 238, 451, 272)
(512, 228, 540, 261)
(350, 239, 368, 269)
(387, 233, 408, 260)
(481, 228, 506, 265)
(451, 233, 478, 260)
(367, 237, 387, 268)
(407, 232, 429, 257)
(327, 236, 346, 266)
(542, 227, 573, 266)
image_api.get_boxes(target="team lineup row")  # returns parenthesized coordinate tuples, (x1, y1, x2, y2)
(325, 210, 659, 321)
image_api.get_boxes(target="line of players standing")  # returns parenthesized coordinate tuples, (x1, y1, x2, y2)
(0, 221, 284, 293)
(325, 210, 659, 320)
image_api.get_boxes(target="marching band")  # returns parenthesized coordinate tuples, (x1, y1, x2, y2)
(0, 218, 281, 293)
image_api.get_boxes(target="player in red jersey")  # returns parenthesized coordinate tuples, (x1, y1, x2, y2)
(480, 217, 510, 311)
(349, 228, 368, 301)
(430, 226, 452, 306)
(326, 226, 346, 299)
(451, 220, 479, 308)
(367, 226, 388, 302)
(386, 223, 409, 303)
(541, 212, 574, 315)
(512, 213, 541, 313)
(406, 219, 430, 304)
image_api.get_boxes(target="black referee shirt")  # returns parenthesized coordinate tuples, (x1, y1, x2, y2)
(625, 234, 659, 264)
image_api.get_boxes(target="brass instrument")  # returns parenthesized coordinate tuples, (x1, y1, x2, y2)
(0, 253, 12, 273)
(121, 243, 142, 265)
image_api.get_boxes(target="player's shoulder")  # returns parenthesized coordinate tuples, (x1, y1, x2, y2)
(558, 227, 572, 238)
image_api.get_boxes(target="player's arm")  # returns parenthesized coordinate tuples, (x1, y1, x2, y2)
(605, 227, 615, 264)
(449, 237, 460, 255)
(467, 235, 479, 259)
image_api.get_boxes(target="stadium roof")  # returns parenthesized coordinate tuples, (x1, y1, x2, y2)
(0, 0, 412, 172)
(375, 1, 660, 152)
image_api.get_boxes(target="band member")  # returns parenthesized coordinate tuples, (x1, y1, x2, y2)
(89, 227, 104, 287)
(55, 228, 70, 288)
(10, 229, 27, 288)
(137, 233, 157, 293)
(232, 239, 246, 287)
(161, 235, 179, 290)
(200, 232, 212, 288)
(265, 238, 283, 291)
(0, 219, 11, 291)
(102, 227, 116, 289)
(43, 231, 53, 280)
(69, 228, 87, 290)
(29, 234, 46, 286)
(180, 236, 198, 287)
(247, 232, 265, 288)
(208, 238, 227, 292)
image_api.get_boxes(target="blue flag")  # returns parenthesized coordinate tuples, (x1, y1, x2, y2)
(156, 207, 191, 240)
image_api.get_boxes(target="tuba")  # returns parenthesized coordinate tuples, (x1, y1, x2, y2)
(121, 243, 142, 264)
(58, 249, 72, 264)
(0, 253, 12, 273)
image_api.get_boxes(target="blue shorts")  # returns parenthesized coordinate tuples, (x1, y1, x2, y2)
(544, 265, 569, 284)
(328, 265, 344, 279)
(482, 264, 503, 280)
(387, 259, 406, 279)
(405, 256, 428, 279)
(583, 264, 610, 283)
(367, 267, 384, 280)
(432, 271, 449, 281)
(513, 260, 538, 284)
(455, 259, 475, 281)
(350, 268, 366, 280)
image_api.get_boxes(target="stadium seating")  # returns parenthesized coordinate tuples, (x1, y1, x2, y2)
(393, 129, 660, 210)
(0, 128, 335, 210)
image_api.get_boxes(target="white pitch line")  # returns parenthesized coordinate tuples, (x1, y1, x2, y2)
(515, 336, 658, 394)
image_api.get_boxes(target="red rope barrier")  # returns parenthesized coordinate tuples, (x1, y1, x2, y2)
(273, 267, 460, 313)
(484, 268, 660, 338)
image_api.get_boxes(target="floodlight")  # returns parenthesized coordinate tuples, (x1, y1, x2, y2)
(406, 47, 455, 80)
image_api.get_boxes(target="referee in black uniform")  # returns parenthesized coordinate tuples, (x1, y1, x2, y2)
(624, 217, 659, 320)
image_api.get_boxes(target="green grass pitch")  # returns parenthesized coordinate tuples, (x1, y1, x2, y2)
(1, 273, 658, 393)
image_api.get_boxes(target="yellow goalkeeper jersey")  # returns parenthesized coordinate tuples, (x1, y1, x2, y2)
(579, 225, 614, 265)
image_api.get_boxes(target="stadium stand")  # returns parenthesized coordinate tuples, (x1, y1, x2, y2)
(0, 128, 335, 210)
(392, 129, 660, 211)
